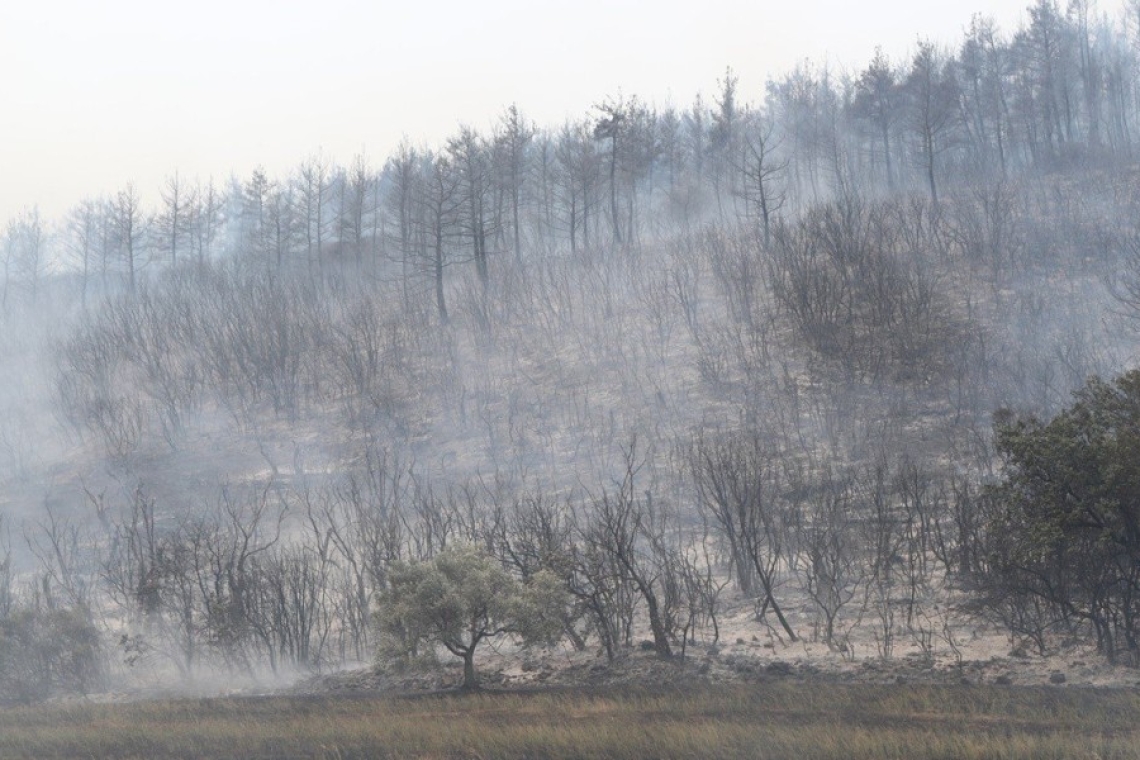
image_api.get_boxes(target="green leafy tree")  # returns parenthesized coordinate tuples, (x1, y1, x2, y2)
(377, 546, 565, 689)
(980, 370, 1140, 664)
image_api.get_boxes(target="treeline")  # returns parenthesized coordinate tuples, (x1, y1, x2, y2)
(54, 180, 1127, 475)
(4, 2, 1140, 307)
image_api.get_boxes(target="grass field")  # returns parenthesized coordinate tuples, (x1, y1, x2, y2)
(2, 683, 1138, 759)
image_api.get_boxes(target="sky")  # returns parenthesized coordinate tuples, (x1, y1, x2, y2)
(0, 0, 1129, 225)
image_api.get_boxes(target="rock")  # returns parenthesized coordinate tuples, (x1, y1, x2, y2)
(1049, 672, 1067, 684)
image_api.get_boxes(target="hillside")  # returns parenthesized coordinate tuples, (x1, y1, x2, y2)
(4, 0, 1140, 701)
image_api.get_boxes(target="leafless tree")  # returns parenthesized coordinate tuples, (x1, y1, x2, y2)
(66, 199, 102, 308)
(493, 104, 535, 262)
(112, 184, 146, 292)
(800, 470, 861, 651)
(904, 41, 962, 204)
(418, 152, 462, 323)
(736, 113, 787, 246)
(689, 428, 798, 641)
(448, 126, 495, 288)
(297, 153, 332, 273)
(155, 172, 196, 267)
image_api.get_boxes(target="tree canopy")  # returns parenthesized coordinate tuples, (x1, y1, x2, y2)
(377, 545, 565, 689)
(980, 371, 1140, 664)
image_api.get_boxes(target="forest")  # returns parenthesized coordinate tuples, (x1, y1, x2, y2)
(2, 0, 1140, 701)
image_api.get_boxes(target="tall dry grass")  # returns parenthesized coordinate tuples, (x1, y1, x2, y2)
(1, 683, 1137, 759)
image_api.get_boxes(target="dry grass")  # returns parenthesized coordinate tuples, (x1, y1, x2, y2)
(1, 682, 1139, 759)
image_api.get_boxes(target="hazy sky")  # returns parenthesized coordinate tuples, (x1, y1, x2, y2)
(0, 0, 1128, 224)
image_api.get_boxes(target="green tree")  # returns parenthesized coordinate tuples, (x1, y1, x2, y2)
(980, 370, 1140, 664)
(377, 546, 565, 689)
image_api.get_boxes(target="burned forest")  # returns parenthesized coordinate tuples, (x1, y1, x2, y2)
(4, 0, 1140, 702)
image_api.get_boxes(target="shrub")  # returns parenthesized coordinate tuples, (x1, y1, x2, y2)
(0, 605, 103, 703)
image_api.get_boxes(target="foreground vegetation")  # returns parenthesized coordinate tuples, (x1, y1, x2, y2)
(2, 683, 1139, 759)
